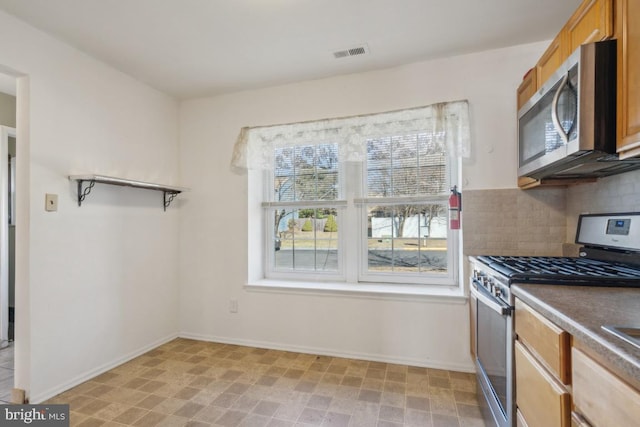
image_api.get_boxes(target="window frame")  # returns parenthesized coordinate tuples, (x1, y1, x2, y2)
(263, 141, 348, 282)
(264, 204, 347, 282)
(261, 161, 459, 289)
(357, 130, 458, 286)
(250, 130, 462, 294)
(356, 197, 458, 286)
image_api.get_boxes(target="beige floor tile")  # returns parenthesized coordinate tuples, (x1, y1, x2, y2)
(173, 401, 205, 419)
(133, 411, 168, 427)
(404, 408, 432, 427)
(112, 407, 149, 424)
(135, 394, 166, 411)
(238, 413, 270, 427)
(76, 417, 107, 427)
(192, 405, 226, 424)
(41, 339, 488, 426)
(215, 409, 249, 426)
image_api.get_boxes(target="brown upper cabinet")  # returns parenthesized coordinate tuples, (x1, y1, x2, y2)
(616, 0, 640, 158)
(533, 0, 613, 92)
(536, 33, 565, 89)
(565, 0, 613, 53)
(516, 68, 537, 111)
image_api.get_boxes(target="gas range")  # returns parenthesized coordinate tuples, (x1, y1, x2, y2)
(470, 212, 640, 427)
(472, 212, 640, 297)
(475, 254, 640, 287)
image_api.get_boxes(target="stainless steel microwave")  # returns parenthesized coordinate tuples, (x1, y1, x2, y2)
(517, 40, 640, 180)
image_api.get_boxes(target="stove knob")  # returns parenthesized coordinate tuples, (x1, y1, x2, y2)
(494, 287, 502, 298)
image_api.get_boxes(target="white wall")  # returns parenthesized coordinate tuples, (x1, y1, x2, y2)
(0, 11, 181, 402)
(179, 41, 547, 370)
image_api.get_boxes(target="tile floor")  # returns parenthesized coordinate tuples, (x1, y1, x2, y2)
(44, 338, 487, 426)
(0, 342, 13, 403)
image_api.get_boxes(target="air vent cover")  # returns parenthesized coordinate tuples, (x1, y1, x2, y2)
(333, 44, 369, 59)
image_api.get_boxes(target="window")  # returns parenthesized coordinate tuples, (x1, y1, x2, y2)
(360, 132, 452, 284)
(270, 143, 343, 277)
(233, 101, 469, 291)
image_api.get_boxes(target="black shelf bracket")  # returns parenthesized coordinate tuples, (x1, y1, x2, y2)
(163, 191, 179, 211)
(77, 179, 96, 207)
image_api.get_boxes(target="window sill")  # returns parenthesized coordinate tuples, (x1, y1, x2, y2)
(245, 279, 467, 303)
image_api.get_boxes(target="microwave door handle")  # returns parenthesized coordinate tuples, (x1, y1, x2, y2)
(551, 72, 570, 144)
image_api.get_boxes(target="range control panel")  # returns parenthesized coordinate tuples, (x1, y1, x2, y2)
(577, 213, 640, 252)
(471, 268, 511, 306)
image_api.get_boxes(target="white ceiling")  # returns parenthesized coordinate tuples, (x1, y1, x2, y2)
(0, 0, 582, 100)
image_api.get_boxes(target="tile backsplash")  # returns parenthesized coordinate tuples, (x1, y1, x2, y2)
(463, 169, 640, 258)
(566, 169, 640, 242)
(463, 187, 566, 256)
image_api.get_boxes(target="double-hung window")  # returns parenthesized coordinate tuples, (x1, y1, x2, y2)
(359, 132, 454, 285)
(234, 101, 470, 291)
(267, 142, 345, 280)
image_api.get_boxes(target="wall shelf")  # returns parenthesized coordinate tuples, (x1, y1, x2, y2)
(68, 175, 188, 211)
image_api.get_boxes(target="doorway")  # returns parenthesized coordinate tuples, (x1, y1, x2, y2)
(0, 126, 16, 345)
(0, 73, 16, 403)
(0, 126, 15, 403)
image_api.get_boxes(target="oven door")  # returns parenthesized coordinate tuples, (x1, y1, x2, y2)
(471, 280, 513, 427)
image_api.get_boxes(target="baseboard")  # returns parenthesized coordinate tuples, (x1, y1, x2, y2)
(179, 331, 475, 373)
(30, 332, 179, 404)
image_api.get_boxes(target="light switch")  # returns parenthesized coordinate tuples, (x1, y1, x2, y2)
(45, 193, 58, 212)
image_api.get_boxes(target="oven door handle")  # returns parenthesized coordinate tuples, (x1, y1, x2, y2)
(471, 281, 512, 316)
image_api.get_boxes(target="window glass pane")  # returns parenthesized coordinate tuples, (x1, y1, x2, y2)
(367, 137, 392, 197)
(392, 134, 418, 196)
(418, 133, 447, 195)
(274, 208, 339, 272)
(367, 132, 447, 197)
(274, 143, 338, 202)
(367, 204, 448, 274)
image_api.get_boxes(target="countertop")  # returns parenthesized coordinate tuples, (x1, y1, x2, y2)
(511, 284, 640, 389)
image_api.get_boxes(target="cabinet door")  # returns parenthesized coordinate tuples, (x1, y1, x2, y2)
(515, 341, 571, 427)
(616, 0, 640, 158)
(515, 299, 570, 384)
(572, 347, 640, 427)
(536, 33, 565, 88)
(517, 68, 537, 111)
(565, 0, 613, 52)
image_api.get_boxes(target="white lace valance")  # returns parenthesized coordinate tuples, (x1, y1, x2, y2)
(231, 100, 470, 174)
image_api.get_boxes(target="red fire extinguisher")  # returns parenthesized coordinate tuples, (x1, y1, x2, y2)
(449, 185, 462, 230)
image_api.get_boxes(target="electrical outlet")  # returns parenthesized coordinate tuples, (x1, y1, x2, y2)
(229, 299, 238, 313)
(45, 193, 58, 212)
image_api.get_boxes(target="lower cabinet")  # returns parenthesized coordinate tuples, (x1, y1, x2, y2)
(572, 347, 640, 427)
(515, 298, 571, 426)
(515, 341, 571, 427)
(514, 297, 640, 427)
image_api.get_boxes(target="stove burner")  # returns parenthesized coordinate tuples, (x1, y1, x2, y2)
(475, 255, 640, 287)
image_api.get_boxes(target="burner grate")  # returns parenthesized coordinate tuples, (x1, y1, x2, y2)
(476, 255, 640, 285)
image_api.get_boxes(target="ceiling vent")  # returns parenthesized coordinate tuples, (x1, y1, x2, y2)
(333, 44, 369, 59)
